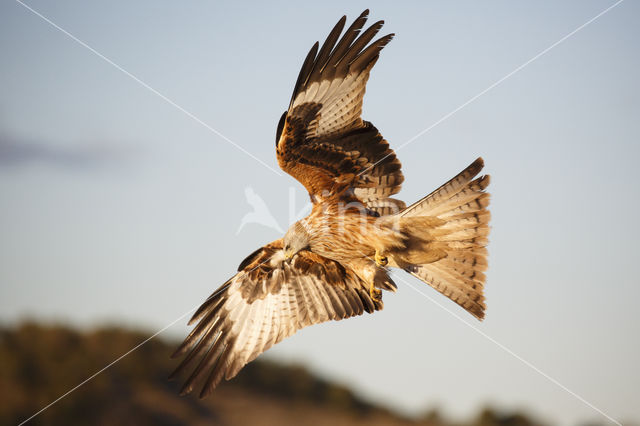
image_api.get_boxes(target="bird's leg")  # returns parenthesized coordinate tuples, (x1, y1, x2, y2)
(369, 281, 382, 302)
(372, 250, 387, 301)
(347, 258, 385, 302)
(374, 249, 388, 268)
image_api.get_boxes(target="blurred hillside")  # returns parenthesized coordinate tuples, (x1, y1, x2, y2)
(0, 322, 544, 426)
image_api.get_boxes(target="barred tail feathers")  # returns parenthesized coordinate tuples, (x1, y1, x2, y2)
(396, 157, 490, 320)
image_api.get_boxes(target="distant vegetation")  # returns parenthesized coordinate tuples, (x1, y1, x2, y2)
(0, 322, 547, 426)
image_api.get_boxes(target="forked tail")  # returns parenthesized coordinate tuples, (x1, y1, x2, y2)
(394, 157, 490, 320)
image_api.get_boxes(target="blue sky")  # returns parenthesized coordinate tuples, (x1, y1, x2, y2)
(1, 1, 639, 425)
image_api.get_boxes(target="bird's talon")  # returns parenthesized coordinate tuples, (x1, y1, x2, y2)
(375, 250, 388, 267)
(369, 286, 382, 302)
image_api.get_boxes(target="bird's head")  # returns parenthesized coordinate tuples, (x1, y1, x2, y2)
(283, 221, 310, 260)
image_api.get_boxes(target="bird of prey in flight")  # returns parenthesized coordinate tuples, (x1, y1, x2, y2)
(171, 10, 491, 397)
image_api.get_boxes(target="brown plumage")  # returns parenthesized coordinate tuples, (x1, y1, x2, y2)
(172, 10, 492, 397)
(276, 9, 404, 213)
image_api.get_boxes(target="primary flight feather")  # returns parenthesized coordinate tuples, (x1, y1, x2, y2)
(171, 10, 491, 398)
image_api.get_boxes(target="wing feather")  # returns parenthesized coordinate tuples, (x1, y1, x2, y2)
(276, 11, 404, 215)
(171, 239, 385, 397)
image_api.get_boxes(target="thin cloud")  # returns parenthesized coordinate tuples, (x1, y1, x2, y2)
(0, 136, 131, 170)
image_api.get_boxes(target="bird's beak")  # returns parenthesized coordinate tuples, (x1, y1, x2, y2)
(284, 250, 293, 260)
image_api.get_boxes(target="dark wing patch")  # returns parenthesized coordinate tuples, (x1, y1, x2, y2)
(170, 239, 384, 398)
(275, 111, 287, 146)
(276, 10, 404, 214)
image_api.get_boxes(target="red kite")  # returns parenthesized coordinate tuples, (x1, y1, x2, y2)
(172, 10, 491, 397)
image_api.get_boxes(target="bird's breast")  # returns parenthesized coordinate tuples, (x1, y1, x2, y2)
(304, 211, 379, 262)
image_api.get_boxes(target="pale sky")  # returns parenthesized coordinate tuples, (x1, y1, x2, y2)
(1, 1, 639, 425)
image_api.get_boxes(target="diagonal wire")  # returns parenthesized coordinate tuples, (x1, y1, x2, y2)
(353, 245, 622, 426)
(17, 252, 276, 425)
(392, 272, 622, 426)
(17, 310, 193, 426)
(15, 0, 283, 177)
(358, 0, 625, 179)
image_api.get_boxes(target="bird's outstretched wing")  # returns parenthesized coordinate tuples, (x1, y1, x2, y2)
(276, 10, 404, 216)
(170, 239, 382, 398)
